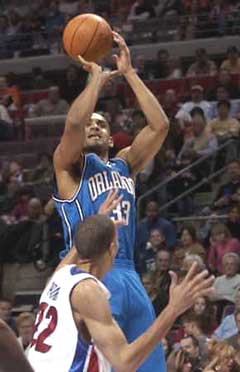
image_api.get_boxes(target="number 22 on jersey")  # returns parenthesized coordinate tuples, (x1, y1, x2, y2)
(31, 302, 58, 353)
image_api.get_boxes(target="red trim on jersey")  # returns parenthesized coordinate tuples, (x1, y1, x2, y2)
(87, 348, 99, 372)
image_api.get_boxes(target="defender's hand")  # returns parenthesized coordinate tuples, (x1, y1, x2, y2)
(168, 263, 215, 317)
(112, 31, 133, 75)
(98, 189, 123, 216)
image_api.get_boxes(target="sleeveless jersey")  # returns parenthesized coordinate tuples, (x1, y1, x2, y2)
(28, 265, 111, 372)
(53, 153, 136, 261)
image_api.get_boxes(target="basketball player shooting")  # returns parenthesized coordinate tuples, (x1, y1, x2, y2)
(53, 31, 169, 371)
(28, 214, 215, 372)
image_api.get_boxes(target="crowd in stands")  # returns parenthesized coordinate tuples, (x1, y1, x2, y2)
(0, 0, 240, 58)
(0, 3, 240, 371)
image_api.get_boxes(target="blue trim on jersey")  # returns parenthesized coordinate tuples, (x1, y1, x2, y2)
(52, 155, 87, 203)
(111, 157, 130, 170)
(61, 204, 73, 250)
(68, 334, 91, 372)
(75, 199, 84, 221)
(70, 266, 86, 276)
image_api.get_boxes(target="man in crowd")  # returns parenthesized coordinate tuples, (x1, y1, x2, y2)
(213, 160, 240, 211)
(136, 200, 176, 255)
(226, 309, 240, 350)
(186, 48, 217, 78)
(32, 86, 69, 117)
(214, 287, 240, 340)
(177, 85, 211, 120)
(213, 253, 240, 304)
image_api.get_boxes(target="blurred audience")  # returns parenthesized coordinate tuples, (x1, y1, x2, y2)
(186, 48, 217, 78)
(178, 85, 211, 120)
(32, 86, 69, 117)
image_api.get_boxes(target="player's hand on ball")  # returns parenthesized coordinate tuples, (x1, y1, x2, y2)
(112, 31, 133, 75)
(78, 55, 119, 86)
(168, 262, 215, 317)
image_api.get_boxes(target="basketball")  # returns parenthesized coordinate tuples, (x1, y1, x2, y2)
(63, 14, 113, 62)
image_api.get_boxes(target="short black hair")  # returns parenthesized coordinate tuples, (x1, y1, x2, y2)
(217, 99, 231, 110)
(74, 215, 115, 260)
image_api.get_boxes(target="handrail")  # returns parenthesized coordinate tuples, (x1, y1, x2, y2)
(172, 214, 227, 223)
(137, 138, 235, 220)
(158, 166, 224, 214)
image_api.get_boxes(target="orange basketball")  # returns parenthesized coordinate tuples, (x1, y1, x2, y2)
(63, 14, 113, 62)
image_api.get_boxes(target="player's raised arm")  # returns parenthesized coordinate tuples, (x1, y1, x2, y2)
(72, 264, 214, 372)
(113, 32, 169, 176)
(54, 59, 118, 171)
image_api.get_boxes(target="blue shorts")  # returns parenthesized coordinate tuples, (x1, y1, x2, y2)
(103, 259, 166, 372)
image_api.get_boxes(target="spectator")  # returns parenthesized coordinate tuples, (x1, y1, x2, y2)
(12, 188, 31, 221)
(214, 287, 240, 340)
(221, 46, 240, 75)
(208, 223, 240, 275)
(226, 309, 240, 350)
(178, 85, 211, 120)
(153, 49, 174, 79)
(177, 107, 217, 166)
(141, 272, 163, 316)
(8, 160, 24, 185)
(30, 67, 52, 90)
(213, 253, 240, 304)
(226, 206, 240, 240)
(16, 312, 35, 355)
(167, 335, 204, 372)
(60, 64, 87, 103)
(7, 9, 23, 35)
(152, 249, 172, 312)
(0, 298, 17, 333)
(181, 254, 206, 276)
(30, 153, 53, 184)
(180, 225, 206, 260)
(32, 86, 69, 117)
(0, 99, 13, 140)
(213, 161, 240, 211)
(127, 0, 156, 22)
(140, 228, 167, 273)
(133, 55, 153, 80)
(208, 69, 239, 100)
(204, 340, 240, 372)
(208, 100, 240, 141)
(193, 296, 217, 335)
(163, 89, 180, 120)
(136, 200, 177, 253)
(45, 0, 65, 32)
(186, 48, 217, 78)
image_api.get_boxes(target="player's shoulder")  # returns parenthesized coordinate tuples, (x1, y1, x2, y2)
(72, 278, 109, 317)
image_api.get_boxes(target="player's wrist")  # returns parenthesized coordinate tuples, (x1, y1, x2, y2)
(123, 67, 136, 79)
(164, 303, 179, 320)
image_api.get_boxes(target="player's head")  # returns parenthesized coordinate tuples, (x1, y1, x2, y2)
(84, 112, 113, 157)
(74, 215, 117, 276)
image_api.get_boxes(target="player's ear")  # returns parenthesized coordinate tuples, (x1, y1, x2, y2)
(108, 136, 114, 148)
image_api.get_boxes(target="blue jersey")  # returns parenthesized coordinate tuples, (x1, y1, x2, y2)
(53, 153, 136, 261)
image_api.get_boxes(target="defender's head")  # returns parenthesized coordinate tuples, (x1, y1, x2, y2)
(84, 112, 113, 156)
(74, 215, 117, 275)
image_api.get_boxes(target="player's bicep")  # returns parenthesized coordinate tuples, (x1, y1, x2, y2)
(118, 126, 168, 176)
(54, 123, 85, 171)
(72, 281, 127, 370)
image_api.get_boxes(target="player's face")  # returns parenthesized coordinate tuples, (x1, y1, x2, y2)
(84, 113, 113, 154)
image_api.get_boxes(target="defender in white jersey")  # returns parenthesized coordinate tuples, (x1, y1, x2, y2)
(28, 214, 215, 372)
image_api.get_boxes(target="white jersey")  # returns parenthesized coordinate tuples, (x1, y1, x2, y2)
(28, 265, 111, 372)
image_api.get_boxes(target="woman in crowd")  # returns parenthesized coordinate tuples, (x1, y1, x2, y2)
(180, 225, 206, 260)
(207, 223, 240, 274)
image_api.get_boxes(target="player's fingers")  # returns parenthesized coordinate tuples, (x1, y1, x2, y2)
(109, 70, 121, 79)
(169, 271, 178, 290)
(192, 275, 215, 294)
(111, 194, 123, 209)
(105, 189, 119, 204)
(78, 55, 90, 66)
(184, 262, 198, 283)
(114, 218, 126, 228)
(197, 287, 215, 300)
(188, 270, 210, 290)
